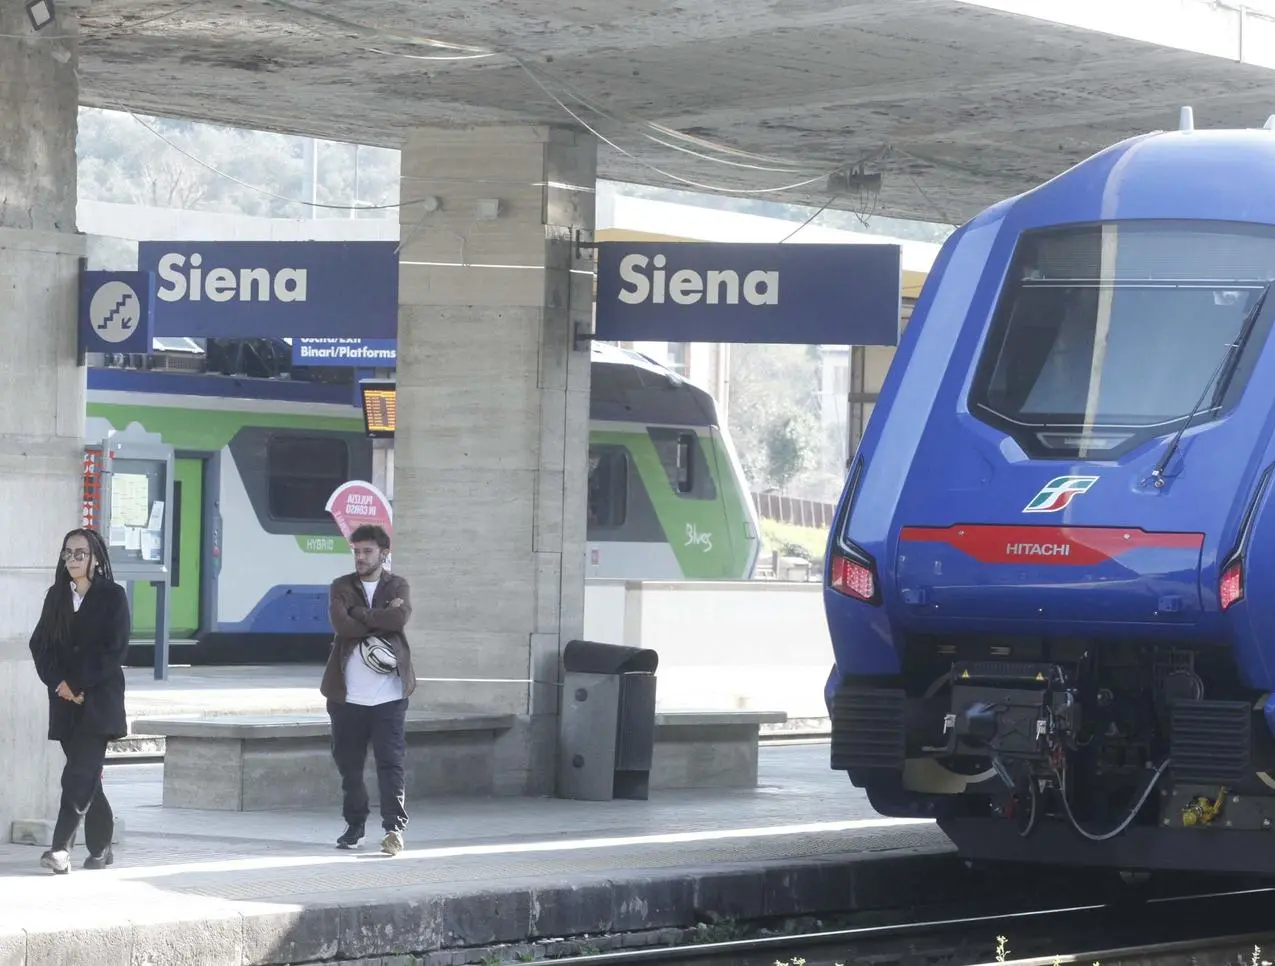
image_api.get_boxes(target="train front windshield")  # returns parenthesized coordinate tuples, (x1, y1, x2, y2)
(968, 220, 1275, 459)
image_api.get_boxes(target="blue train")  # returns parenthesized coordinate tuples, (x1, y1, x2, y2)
(823, 113, 1275, 875)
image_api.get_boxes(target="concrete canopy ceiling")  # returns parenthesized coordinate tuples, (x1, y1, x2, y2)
(73, 0, 1275, 225)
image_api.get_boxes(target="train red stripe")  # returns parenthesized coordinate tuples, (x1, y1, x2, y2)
(898, 524, 1204, 566)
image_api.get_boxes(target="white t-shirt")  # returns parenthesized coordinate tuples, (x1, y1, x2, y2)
(343, 578, 404, 706)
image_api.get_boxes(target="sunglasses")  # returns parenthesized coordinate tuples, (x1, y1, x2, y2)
(60, 549, 91, 562)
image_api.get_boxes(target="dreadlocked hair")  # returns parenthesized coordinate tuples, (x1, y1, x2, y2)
(46, 527, 114, 650)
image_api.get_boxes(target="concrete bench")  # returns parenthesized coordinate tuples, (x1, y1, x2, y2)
(651, 710, 788, 789)
(131, 712, 516, 811)
(132, 708, 788, 810)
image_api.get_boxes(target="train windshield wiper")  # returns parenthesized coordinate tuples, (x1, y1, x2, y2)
(1147, 279, 1274, 488)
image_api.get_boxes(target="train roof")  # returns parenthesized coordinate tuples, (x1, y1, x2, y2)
(589, 341, 722, 428)
(987, 118, 1275, 233)
(87, 338, 725, 430)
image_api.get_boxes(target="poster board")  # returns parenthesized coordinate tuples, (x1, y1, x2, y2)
(99, 426, 174, 582)
(86, 422, 175, 680)
(104, 457, 169, 575)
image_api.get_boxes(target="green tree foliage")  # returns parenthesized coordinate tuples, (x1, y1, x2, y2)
(728, 343, 822, 493)
(764, 407, 819, 490)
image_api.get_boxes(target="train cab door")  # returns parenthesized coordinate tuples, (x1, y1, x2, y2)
(130, 456, 206, 640)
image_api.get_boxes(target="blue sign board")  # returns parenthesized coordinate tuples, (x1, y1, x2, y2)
(79, 270, 156, 355)
(594, 242, 902, 346)
(135, 241, 399, 340)
(293, 338, 397, 367)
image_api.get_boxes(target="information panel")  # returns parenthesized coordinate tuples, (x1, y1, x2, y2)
(360, 380, 397, 438)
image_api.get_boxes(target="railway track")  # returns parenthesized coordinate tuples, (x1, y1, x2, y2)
(544, 885, 1275, 966)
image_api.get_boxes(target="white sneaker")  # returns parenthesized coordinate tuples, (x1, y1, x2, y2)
(40, 849, 70, 875)
(380, 830, 403, 855)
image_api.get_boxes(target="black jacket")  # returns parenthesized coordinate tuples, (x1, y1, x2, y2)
(29, 576, 131, 741)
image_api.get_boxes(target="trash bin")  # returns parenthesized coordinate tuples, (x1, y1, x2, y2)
(557, 639, 659, 801)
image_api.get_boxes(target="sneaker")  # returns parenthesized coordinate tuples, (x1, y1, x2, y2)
(40, 849, 70, 875)
(336, 823, 365, 849)
(380, 829, 403, 855)
(83, 847, 114, 870)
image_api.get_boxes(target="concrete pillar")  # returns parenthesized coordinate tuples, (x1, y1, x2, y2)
(394, 125, 596, 795)
(0, 5, 86, 836)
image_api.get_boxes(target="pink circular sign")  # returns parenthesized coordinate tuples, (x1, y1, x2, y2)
(325, 481, 393, 542)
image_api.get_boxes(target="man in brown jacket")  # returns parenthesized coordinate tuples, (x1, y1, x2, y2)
(320, 524, 417, 855)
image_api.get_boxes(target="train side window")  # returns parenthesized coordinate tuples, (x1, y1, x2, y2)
(673, 433, 693, 493)
(267, 435, 350, 522)
(588, 445, 628, 528)
(647, 427, 716, 500)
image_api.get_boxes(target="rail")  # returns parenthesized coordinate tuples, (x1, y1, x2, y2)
(547, 885, 1275, 965)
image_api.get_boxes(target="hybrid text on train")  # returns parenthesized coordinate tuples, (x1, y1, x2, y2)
(616, 253, 778, 306)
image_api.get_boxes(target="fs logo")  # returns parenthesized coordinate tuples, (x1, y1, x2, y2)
(1023, 476, 1099, 513)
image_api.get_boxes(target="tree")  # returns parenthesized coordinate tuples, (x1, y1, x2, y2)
(76, 108, 401, 220)
(727, 342, 823, 491)
(764, 407, 819, 492)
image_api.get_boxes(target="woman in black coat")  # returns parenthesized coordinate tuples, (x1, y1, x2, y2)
(28, 527, 131, 874)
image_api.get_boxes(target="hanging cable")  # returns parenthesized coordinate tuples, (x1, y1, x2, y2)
(1018, 776, 1040, 838)
(514, 60, 828, 175)
(251, 0, 864, 193)
(778, 194, 840, 242)
(266, 0, 830, 174)
(17, 0, 956, 224)
(123, 111, 591, 213)
(361, 46, 497, 62)
(1052, 758, 1171, 842)
(256, 0, 492, 54)
(70, 0, 905, 210)
(514, 61, 834, 196)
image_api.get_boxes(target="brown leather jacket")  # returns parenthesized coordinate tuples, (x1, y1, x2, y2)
(320, 569, 417, 703)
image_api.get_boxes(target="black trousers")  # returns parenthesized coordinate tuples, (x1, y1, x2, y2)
(51, 730, 114, 854)
(327, 698, 408, 833)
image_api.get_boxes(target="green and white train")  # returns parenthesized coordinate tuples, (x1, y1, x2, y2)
(86, 341, 760, 664)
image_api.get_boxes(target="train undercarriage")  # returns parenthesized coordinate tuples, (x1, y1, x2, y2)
(831, 635, 1275, 874)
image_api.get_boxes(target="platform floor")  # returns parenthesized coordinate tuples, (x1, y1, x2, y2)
(0, 744, 951, 965)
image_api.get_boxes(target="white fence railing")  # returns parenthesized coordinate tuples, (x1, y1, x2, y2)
(583, 579, 833, 722)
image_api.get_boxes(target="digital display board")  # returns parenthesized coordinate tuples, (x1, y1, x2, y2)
(360, 380, 397, 438)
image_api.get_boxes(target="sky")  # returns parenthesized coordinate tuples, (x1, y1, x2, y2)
(960, 0, 1275, 70)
